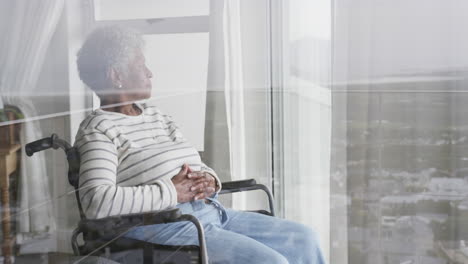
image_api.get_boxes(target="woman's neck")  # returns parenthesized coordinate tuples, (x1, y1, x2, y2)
(100, 98, 142, 116)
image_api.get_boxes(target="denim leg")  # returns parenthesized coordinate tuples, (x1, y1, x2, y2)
(222, 209, 326, 264)
(124, 201, 220, 245)
(161, 222, 289, 264)
(124, 201, 324, 264)
(124, 202, 289, 264)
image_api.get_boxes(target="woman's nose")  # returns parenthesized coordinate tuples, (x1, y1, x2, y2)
(146, 66, 153, 78)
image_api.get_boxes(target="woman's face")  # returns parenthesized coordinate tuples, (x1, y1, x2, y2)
(119, 49, 153, 100)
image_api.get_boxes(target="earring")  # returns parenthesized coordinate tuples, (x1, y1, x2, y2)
(118, 84, 122, 89)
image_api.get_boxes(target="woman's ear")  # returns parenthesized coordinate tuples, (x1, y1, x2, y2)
(109, 68, 123, 89)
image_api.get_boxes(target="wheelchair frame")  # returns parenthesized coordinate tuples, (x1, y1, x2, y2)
(26, 134, 275, 264)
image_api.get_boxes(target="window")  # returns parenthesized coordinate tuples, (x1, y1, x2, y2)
(271, 0, 332, 260)
(91, 0, 211, 150)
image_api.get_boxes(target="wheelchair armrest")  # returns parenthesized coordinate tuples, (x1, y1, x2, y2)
(220, 179, 257, 191)
(78, 208, 181, 239)
(219, 179, 275, 216)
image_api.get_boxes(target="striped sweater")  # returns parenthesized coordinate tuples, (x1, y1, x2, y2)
(74, 103, 221, 219)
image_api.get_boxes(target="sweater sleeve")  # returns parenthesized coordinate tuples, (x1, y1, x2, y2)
(75, 128, 178, 219)
(201, 162, 222, 192)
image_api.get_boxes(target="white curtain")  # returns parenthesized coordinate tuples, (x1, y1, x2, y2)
(222, 0, 247, 209)
(0, 0, 64, 235)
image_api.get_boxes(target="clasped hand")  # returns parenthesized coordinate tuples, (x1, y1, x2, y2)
(171, 164, 218, 203)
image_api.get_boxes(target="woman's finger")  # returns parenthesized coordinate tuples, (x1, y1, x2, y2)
(190, 182, 206, 192)
(191, 177, 210, 186)
(207, 175, 214, 183)
(187, 171, 206, 179)
(205, 187, 215, 194)
(176, 164, 189, 177)
(194, 192, 207, 200)
(186, 165, 194, 174)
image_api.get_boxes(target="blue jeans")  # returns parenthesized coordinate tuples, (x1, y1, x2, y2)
(125, 199, 325, 264)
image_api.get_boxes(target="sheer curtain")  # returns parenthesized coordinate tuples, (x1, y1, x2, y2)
(0, 0, 63, 235)
(222, 0, 274, 211)
(331, 0, 468, 263)
(223, 0, 248, 209)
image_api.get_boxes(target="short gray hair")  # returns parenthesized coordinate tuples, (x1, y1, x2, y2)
(77, 26, 144, 94)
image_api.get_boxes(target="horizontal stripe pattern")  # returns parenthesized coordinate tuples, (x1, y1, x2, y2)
(74, 103, 221, 219)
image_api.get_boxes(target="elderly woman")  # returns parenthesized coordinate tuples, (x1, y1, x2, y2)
(75, 26, 325, 264)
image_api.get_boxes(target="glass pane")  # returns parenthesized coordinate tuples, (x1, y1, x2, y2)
(332, 0, 468, 264)
(278, 0, 332, 261)
(16, 0, 467, 262)
(1, 1, 283, 263)
(0, 0, 89, 260)
(95, 0, 209, 20)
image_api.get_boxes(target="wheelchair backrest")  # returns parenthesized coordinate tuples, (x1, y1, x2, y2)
(26, 134, 86, 219)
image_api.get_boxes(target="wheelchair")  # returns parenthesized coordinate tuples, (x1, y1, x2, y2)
(25, 134, 275, 264)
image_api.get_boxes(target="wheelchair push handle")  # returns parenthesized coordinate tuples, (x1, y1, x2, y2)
(25, 133, 73, 156)
(25, 134, 57, 156)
